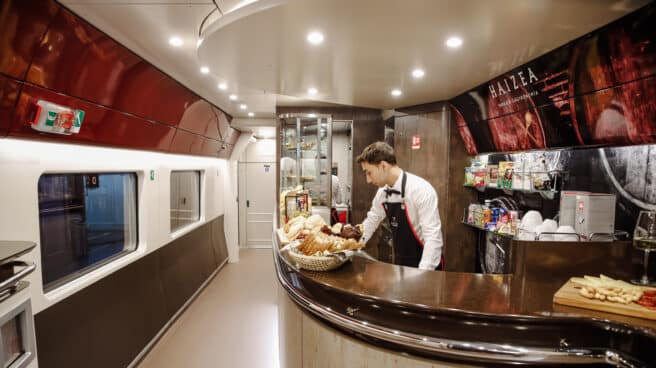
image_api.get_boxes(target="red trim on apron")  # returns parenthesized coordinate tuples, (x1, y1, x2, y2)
(403, 204, 424, 248)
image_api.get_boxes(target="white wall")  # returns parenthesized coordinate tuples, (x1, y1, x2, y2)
(0, 138, 232, 314)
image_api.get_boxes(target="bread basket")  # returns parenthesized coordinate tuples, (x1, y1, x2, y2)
(285, 243, 353, 271)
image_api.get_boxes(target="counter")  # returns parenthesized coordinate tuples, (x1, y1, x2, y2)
(273, 233, 656, 367)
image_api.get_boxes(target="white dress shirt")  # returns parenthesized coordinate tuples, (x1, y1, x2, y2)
(361, 171, 444, 270)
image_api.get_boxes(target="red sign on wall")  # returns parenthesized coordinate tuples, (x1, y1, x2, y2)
(411, 135, 421, 149)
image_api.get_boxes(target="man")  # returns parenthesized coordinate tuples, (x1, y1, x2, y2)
(357, 142, 444, 270)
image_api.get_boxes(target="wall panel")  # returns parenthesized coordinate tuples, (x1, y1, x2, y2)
(0, 76, 22, 137)
(10, 84, 176, 151)
(2, 0, 239, 157)
(35, 216, 228, 368)
(0, 0, 58, 80)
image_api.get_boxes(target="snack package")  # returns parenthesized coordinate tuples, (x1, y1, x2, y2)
(486, 164, 498, 187)
(464, 167, 475, 186)
(473, 170, 487, 187)
(498, 161, 514, 189)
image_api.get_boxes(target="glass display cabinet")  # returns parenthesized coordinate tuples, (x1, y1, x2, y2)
(279, 114, 332, 222)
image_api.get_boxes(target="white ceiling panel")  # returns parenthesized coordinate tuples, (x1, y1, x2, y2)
(63, 0, 651, 119)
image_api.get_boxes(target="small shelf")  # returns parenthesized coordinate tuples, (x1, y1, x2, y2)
(463, 184, 558, 196)
(462, 221, 515, 239)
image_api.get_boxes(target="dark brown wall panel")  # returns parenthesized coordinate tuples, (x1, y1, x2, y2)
(10, 84, 176, 152)
(0, 0, 58, 80)
(0, 76, 21, 137)
(157, 222, 216, 316)
(35, 248, 169, 368)
(35, 216, 228, 368)
(211, 216, 229, 265)
(445, 114, 478, 272)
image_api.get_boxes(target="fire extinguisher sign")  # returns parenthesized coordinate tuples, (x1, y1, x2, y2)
(411, 135, 421, 150)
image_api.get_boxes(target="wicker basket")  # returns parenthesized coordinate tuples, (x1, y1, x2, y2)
(286, 248, 352, 271)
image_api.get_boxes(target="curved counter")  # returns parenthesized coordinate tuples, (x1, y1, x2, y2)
(273, 233, 656, 367)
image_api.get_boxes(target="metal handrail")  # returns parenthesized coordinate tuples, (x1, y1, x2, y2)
(0, 261, 36, 295)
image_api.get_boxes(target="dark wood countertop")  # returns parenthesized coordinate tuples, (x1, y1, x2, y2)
(275, 232, 656, 366)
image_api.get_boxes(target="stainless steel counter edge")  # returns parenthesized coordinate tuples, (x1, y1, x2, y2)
(272, 233, 647, 367)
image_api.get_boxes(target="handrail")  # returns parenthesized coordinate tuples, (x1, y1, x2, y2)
(0, 261, 36, 295)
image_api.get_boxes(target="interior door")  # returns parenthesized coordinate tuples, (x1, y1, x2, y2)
(239, 162, 276, 248)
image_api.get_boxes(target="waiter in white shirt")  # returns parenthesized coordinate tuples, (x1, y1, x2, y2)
(357, 142, 444, 270)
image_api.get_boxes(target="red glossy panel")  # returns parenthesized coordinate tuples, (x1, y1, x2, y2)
(199, 138, 221, 157)
(222, 127, 240, 146)
(169, 129, 196, 154)
(213, 108, 231, 140)
(114, 65, 199, 127)
(204, 111, 220, 140)
(27, 9, 141, 106)
(28, 8, 198, 127)
(0, 76, 22, 137)
(178, 100, 214, 135)
(10, 84, 175, 151)
(189, 134, 205, 155)
(0, 0, 58, 80)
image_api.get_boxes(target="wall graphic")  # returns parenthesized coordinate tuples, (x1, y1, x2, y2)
(450, 3, 656, 154)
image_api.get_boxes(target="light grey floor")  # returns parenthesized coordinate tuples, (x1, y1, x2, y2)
(138, 249, 279, 368)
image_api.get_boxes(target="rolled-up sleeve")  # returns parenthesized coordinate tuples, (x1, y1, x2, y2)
(416, 187, 444, 270)
(361, 189, 386, 243)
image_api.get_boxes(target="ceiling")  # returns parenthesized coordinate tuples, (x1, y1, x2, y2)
(61, 0, 650, 120)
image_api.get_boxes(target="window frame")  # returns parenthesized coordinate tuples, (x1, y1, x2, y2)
(37, 172, 140, 292)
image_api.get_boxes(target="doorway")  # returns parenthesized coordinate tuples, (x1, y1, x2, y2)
(238, 138, 277, 248)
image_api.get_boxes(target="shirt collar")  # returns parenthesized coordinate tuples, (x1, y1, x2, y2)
(385, 170, 404, 191)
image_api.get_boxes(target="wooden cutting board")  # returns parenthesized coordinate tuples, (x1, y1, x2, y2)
(553, 279, 656, 320)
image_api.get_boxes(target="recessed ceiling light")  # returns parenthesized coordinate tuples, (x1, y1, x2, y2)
(248, 112, 255, 117)
(239, 104, 247, 110)
(412, 69, 425, 79)
(200, 66, 210, 74)
(308, 113, 317, 118)
(229, 94, 237, 100)
(218, 82, 228, 90)
(391, 89, 402, 97)
(307, 31, 324, 45)
(196, 38, 204, 48)
(445, 36, 463, 48)
(308, 87, 318, 95)
(168, 36, 183, 47)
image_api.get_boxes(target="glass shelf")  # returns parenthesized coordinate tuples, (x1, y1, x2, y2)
(461, 221, 515, 239)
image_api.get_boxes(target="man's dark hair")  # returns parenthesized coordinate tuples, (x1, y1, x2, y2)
(356, 142, 397, 165)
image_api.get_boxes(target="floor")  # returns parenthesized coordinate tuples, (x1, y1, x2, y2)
(138, 248, 279, 368)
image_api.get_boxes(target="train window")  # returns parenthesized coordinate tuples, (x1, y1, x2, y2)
(170, 171, 201, 232)
(38, 173, 138, 290)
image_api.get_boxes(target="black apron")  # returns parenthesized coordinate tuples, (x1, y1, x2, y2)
(382, 172, 443, 270)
